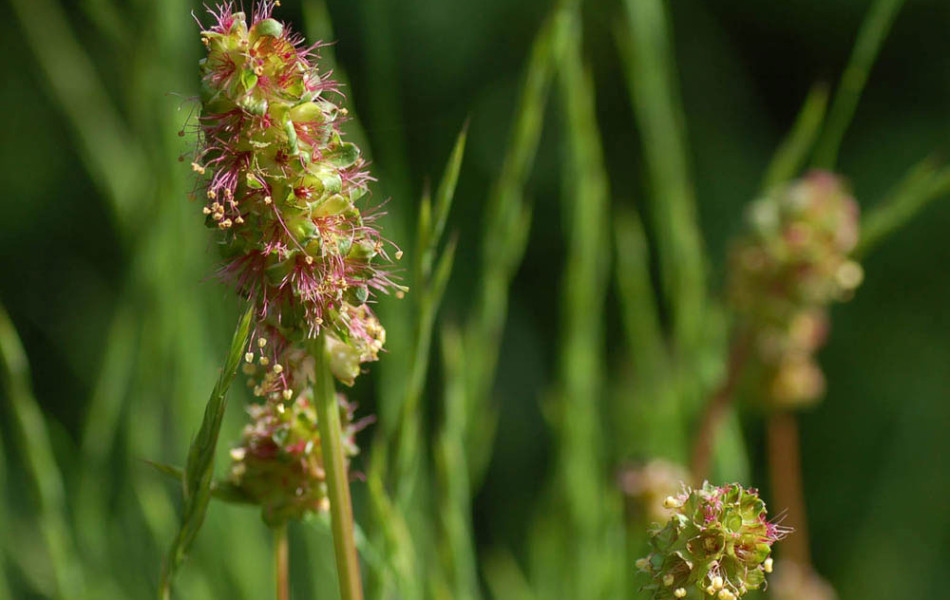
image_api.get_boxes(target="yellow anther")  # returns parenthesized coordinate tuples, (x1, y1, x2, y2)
(706, 586, 716, 596)
(230, 448, 246, 461)
(191, 162, 205, 174)
(219, 218, 232, 229)
(273, 364, 283, 374)
(674, 589, 687, 599)
(234, 216, 245, 224)
(395, 250, 404, 260)
(259, 356, 270, 366)
(304, 255, 314, 265)
(634, 558, 650, 572)
(258, 338, 267, 348)
(212, 212, 224, 221)
(763, 558, 773, 573)
(244, 352, 254, 363)
(717, 590, 735, 600)
(663, 575, 674, 587)
(207, 189, 216, 199)
(276, 403, 285, 414)
(254, 65, 264, 76)
(712, 576, 724, 590)
(202, 206, 212, 215)
(264, 195, 272, 205)
(282, 389, 293, 401)
(663, 496, 681, 509)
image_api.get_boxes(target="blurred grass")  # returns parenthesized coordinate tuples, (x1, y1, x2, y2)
(0, 0, 948, 599)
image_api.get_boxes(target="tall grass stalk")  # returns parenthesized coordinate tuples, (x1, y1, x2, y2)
(762, 84, 830, 191)
(434, 6, 576, 599)
(160, 303, 254, 600)
(0, 305, 84, 599)
(813, 0, 907, 169)
(619, 0, 706, 361)
(547, 10, 616, 599)
(857, 160, 950, 257)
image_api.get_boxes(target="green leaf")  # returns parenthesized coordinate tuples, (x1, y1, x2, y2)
(159, 303, 255, 600)
(0, 304, 85, 598)
(856, 158, 950, 257)
(762, 83, 829, 192)
(813, 0, 907, 169)
(618, 0, 707, 360)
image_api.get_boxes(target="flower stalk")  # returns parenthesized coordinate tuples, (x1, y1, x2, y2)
(275, 523, 290, 600)
(311, 334, 363, 600)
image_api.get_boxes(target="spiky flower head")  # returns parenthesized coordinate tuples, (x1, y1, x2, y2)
(637, 483, 787, 600)
(728, 171, 861, 408)
(192, 1, 400, 383)
(191, 2, 397, 525)
(227, 389, 367, 525)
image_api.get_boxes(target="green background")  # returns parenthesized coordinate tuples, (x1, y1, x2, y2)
(0, 0, 947, 598)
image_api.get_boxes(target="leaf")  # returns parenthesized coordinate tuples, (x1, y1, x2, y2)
(813, 0, 907, 169)
(0, 304, 85, 598)
(618, 0, 707, 359)
(762, 83, 829, 192)
(159, 302, 255, 600)
(856, 158, 950, 257)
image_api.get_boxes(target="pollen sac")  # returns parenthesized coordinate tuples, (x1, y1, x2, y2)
(193, 2, 397, 384)
(227, 390, 362, 526)
(727, 172, 861, 409)
(637, 483, 786, 600)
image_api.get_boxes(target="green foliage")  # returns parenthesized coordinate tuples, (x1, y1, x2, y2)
(160, 303, 254, 599)
(1, 1, 948, 600)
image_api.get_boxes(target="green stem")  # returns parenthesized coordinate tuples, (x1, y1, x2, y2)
(275, 524, 289, 600)
(310, 335, 363, 600)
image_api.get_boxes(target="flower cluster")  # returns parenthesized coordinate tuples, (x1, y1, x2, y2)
(228, 388, 369, 525)
(636, 483, 787, 600)
(193, 1, 398, 373)
(191, 2, 397, 524)
(728, 172, 862, 408)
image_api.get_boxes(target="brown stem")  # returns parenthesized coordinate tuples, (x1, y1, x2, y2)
(275, 524, 289, 600)
(767, 412, 811, 566)
(690, 335, 750, 484)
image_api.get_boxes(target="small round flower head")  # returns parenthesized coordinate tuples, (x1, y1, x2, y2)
(728, 172, 861, 409)
(637, 483, 788, 599)
(228, 390, 368, 525)
(192, 2, 399, 381)
(619, 460, 691, 524)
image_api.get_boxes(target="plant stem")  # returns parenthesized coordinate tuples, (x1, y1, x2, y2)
(767, 412, 812, 566)
(690, 335, 750, 484)
(311, 335, 363, 600)
(275, 524, 289, 600)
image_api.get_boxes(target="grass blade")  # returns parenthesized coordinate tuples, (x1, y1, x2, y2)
(548, 16, 618, 598)
(159, 302, 254, 600)
(813, 0, 907, 169)
(464, 0, 575, 431)
(0, 305, 84, 599)
(856, 158, 950, 257)
(618, 0, 707, 358)
(762, 84, 830, 191)
(8, 0, 148, 230)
